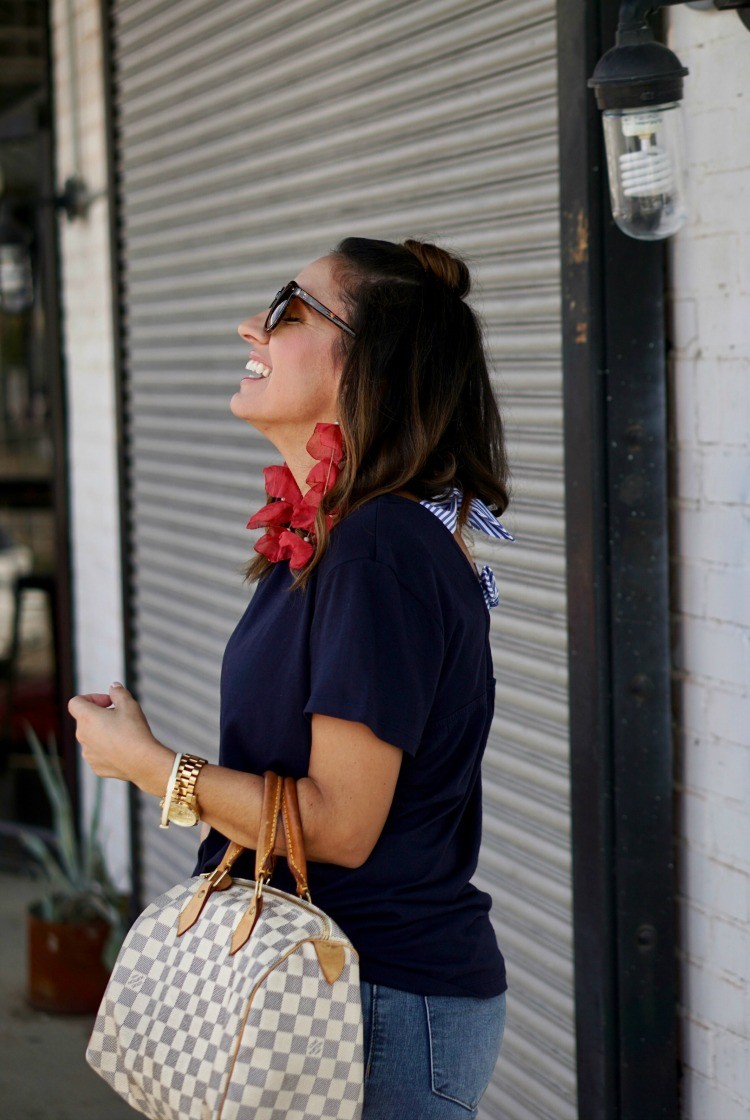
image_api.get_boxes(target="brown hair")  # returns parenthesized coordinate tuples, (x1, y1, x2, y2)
(246, 236, 510, 588)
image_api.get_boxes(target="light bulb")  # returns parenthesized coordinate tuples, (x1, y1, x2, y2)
(0, 205, 34, 313)
(602, 104, 688, 240)
(589, 11, 691, 241)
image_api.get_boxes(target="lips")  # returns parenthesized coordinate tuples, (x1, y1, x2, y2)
(244, 358, 272, 379)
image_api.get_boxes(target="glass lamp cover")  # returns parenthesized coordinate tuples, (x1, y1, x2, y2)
(0, 242, 34, 312)
(602, 102, 688, 241)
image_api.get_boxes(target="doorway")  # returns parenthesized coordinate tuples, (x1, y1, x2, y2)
(0, 5, 74, 852)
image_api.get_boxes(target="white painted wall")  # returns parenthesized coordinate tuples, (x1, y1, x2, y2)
(50, 0, 129, 888)
(667, 7, 750, 1118)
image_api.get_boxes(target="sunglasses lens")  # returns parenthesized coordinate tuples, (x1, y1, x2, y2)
(266, 283, 295, 332)
(267, 300, 285, 330)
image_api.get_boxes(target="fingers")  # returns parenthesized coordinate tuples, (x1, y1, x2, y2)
(109, 681, 131, 701)
(68, 694, 102, 718)
(68, 682, 131, 718)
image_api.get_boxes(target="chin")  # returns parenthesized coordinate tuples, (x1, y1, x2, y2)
(230, 391, 257, 421)
(230, 396, 274, 436)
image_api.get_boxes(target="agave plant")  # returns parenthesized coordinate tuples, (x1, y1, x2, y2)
(19, 725, 128, 969)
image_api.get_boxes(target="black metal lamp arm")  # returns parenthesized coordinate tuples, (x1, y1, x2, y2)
(618, 0, 750, 38)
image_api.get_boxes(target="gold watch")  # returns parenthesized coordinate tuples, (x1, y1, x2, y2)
(161, 753, 207, 828)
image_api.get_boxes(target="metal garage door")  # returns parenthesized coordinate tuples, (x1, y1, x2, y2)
(111, 1, 575, 1115)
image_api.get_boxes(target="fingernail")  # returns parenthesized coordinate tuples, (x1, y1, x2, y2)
(111, 681, 124, 688)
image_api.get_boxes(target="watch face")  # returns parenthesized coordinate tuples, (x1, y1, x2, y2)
(170, 800, 199, 827)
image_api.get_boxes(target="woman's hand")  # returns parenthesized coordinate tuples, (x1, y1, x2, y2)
(68, 683, 174, 796)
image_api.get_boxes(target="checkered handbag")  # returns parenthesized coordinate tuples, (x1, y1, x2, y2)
(86, 772, 363, 1120)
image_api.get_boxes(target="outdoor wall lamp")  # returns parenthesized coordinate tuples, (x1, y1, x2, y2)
(0, 176, 92, 313)
(589, 0, 750, 240)
(0, 202, 34, 313)
(54, 175, 94, 222)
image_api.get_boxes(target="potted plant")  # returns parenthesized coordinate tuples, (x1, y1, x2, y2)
(19, 726, 128, 1013)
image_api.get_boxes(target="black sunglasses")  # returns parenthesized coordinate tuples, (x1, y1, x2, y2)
(265, 281, 356, 337)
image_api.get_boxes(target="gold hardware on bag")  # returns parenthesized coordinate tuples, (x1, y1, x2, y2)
(178, 845, 243, 935)
(181, 775, 345, 984)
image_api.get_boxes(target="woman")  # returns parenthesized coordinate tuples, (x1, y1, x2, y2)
(69, 237, 512, 1119)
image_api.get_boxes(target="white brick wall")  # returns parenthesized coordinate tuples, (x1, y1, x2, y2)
(667, 7, 750, 1117)
(51, 0, 129, 887)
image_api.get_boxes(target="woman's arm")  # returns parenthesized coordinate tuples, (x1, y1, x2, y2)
(68, 684, 402, 869)
(195, 714, 402, 868)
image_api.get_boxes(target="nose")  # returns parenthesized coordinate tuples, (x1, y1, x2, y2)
(237, 309, 268, 345)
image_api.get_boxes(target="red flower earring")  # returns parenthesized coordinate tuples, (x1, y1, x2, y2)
(247, 422, 344, 570)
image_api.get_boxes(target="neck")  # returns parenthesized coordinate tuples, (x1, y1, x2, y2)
(261, 419, 339, 493)
(284, 445, 318, 493)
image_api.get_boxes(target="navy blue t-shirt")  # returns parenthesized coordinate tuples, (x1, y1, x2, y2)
(194, 493, 507, 998)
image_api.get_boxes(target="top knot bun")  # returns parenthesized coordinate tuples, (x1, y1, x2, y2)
(401, 239, 470, 299)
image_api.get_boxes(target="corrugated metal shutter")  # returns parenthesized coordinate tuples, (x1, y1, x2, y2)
(111, 1, 575, 1116)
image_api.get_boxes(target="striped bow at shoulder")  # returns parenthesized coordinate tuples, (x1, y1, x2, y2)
(419, 487, 514, 611)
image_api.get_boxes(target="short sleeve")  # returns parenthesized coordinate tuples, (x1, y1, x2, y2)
(304, 559, 445, 755)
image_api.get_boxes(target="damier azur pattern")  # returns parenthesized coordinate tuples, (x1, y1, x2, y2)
(86, 877, 363, 1120)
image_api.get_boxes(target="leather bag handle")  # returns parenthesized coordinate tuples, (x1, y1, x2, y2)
(178, 771, 307, 936)
(255, 770, 283, 882)
(227, 774, 309, 955)
(177, 840, 243, 935)
(281, 777, 309, 898)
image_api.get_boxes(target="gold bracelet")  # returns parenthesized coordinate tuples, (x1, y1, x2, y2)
(164, 753, 208, 828)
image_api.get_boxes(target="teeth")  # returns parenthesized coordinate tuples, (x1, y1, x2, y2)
(245, 359, 272, 379)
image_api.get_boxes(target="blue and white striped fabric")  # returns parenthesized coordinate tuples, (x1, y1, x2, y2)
(419, 487, 515, 611)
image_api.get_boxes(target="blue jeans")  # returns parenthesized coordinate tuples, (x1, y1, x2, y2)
(360, 982, 506, 1119)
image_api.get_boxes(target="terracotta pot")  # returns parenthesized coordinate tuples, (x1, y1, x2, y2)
(27, 907, 111, 1013)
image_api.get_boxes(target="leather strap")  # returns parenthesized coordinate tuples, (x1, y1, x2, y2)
(255, 771, 283, 881)
(229, 893, 263, 956)
(281, 777, 309, 898)
(177, 771, 309, 939)
(228, 774, 302, 955)
(177, 840, 244, 935)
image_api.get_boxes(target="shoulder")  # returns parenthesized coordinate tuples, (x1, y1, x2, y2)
(317, 493, 471, 618)
(323, 493, 446, 571)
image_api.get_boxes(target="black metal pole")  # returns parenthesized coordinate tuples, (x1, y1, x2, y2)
(557, 0, 618, 1114)
(557, 1, 678, 1117)
(41, 10, 79, 816)
(598, 3, 678, 1113)
(602, 136, 678, 1120)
